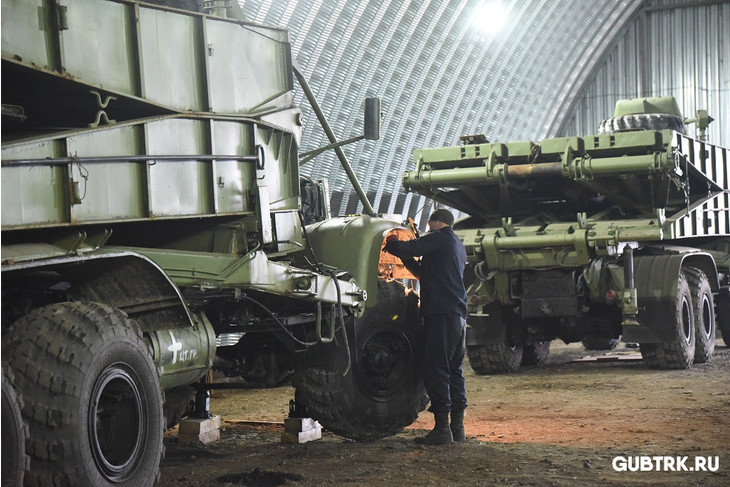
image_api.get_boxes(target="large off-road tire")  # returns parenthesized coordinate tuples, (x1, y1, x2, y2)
(685, 267, 715, 363)
(2, 362, 29, 486)
(581, 336, 620, 351)
(640, 271, 696, 369)
(292, 280, 427, 441)
(1, 302, 164, 486)
(598, 113, 685, 134)
(467, 343, 523, 373)
(521, 341, 550, 366)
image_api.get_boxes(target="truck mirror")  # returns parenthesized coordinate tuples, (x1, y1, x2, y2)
(364, 98, 381, 141)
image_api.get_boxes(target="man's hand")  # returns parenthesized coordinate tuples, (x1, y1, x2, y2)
(383, 234, 399, 254)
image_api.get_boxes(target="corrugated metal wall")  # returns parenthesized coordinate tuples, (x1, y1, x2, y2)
(238, 0, 644, 227)
(555, 0, 729, 148)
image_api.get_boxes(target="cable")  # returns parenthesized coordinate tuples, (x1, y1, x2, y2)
(191, 291, 321, 347)
(297, 210, 353, 376)
(329, 269, 352, 377)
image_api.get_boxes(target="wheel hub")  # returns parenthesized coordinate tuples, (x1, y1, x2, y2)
(681, 296, 692, 343)
(356, 330, 414, 400)
(89, 363, 147, 482)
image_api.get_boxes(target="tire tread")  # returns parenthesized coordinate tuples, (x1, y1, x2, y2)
(1, 302, 163, 486)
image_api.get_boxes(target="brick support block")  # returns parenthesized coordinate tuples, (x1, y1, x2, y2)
(179, 415, 221, 444)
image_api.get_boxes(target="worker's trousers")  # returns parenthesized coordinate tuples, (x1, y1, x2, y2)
(421, 313, 467, 413)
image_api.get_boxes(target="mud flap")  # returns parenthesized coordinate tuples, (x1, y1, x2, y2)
(466, 303, 522, 346)
(622, 252, 716, 343)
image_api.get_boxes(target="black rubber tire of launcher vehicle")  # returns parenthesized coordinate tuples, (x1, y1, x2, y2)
(521, 340, 551, 365)
(1, 302, 164, 487)
(639, 271, 696, 369)
(1, 362, 29, 486)
(684, 267, 716, 363)
(292, 279, 428, 441)
(598, 113, 686, 134)
(467, 342, 523, 373)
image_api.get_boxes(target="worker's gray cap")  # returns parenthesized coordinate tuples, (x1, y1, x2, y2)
(428, 208, 454, 226)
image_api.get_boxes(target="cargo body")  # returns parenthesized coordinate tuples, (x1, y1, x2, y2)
(1, 1, 425, 485)
(403, 96, 730, 373)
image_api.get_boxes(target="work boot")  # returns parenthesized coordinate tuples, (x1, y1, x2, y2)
(450, 409, 466, 442)
(415, 412, 453, 445)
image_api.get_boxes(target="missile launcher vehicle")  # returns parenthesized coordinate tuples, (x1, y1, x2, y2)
(403, 96, 729, 373)
(1, 1, 424, 484)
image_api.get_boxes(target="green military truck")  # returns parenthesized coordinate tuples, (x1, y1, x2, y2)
(1, 1, 425, 485)
(403, 96, 729, 373)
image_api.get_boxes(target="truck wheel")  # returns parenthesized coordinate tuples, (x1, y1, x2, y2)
(581, 336, 620, 351)
(292, 280, 427, 441)
(467, 343, 523, 373)
(685, 267, 715, 363)
(521, 341, 550, 365)
(1, 302, 164, 486)
(640, 271, 695, 369)
(2, 362, 29, 486)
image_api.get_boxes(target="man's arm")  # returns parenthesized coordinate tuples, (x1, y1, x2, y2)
(401, 257, 421, 279)
(384, 231, 445, 259)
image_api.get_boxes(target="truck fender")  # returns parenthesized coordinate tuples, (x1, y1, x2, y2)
(67, 251, 194, 331)
(303, 215, 410, 308)
(624, 251, 718, 343)
(64, 251, 213, 388)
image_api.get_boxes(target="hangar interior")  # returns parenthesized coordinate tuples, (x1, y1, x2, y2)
(2, 3, 729, 483)
(234, 0, 729, 229)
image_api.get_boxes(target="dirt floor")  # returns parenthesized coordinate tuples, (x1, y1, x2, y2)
(159, 340, 729, 486)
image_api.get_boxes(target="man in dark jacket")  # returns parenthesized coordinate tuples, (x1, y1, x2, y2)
(384, 208, 468, 444)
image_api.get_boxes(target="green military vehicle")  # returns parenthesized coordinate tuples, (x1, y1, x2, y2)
(1, 1, 425, 485)
(403, 96, 729, 373)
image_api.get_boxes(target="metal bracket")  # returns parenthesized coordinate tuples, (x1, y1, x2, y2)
(88, 91, 117, 128)
(501, 217, 516, 237)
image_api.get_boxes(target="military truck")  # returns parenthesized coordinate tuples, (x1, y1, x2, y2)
(1, 1, 425, 485)
(403, 96, 729, 374)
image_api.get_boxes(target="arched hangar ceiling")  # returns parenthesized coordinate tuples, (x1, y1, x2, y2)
(235, 0, 725, 226)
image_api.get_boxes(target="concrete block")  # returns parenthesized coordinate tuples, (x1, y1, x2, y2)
(179, 428, 220, 444)
(281, 427, 321, 444)
(284, 417, 319, 432)
(281, 417, 321, 444)
(178, 415, 221, 444)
